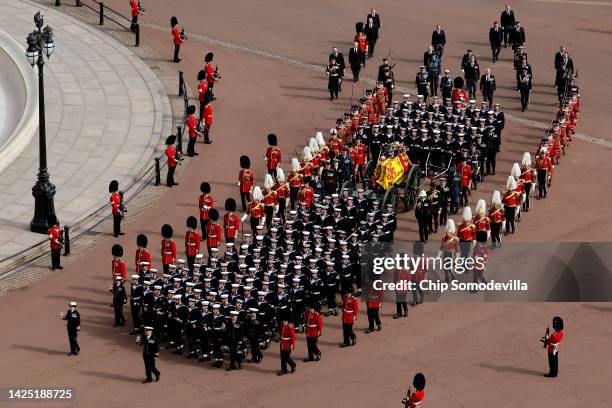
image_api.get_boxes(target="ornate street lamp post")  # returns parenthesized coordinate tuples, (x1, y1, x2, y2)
(26, 12, 58, 233)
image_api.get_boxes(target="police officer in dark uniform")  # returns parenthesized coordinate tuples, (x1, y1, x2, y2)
(59, 301, 81, 356)
(137, 327, 160, 383)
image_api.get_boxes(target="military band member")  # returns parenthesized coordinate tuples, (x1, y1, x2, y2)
(165, 135, 178, 187)
(480, 67, 496, 106)
(238, 155, 254, 212)
(112, 276, 127, 327)
(489, 191, 505, 248)
(137, 326, 161, 383)
(503, 176, 519, 234)
(439, 220, 459, 282)
(489, 21, 503, 62)
(500, 4, 516, 48)
(161, 224, 176, 274)
(473, 199, 490, 243)
(288, 158, 303, 210)
(59, 301, 80, 355)
(48, 215, 63, 270)
(185, 216, 201, 271)
(402, 372, 426, 408)
(303, 303, 323, 362)
(278, 318, 297, 375)
(109, 179, 124, 237)
(170, 16, 182, 63)
(535, 147, 552, 199)
(457, 206, 475, 259)
(327, 58, 341, 100)
(340, 292, 358, 347)
(541, 316, 564, 377)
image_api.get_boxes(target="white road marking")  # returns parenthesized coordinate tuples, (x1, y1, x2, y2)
(144, 22, 612, 149)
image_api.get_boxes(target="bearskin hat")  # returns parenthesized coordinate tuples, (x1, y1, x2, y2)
(165, 135, 176, 145)
(197, 70, 206, 82)
(112, 244, 123, 257)
(136, 233, 148, 248)
(205, 52, 214, 62)
(170, 16, 178, 27)
(48, 214, 59, 226)
(355, 21, 364, 33)
(161, 224, 174, 239)
(225, 198, 236, 212)
(552, 316, 564, 331)
(208, 208, 219, 222)
(413, 373, 426, 391)
(187, 105, 196, 115)
(267, 133, 278, 146)
(186, 216, 198, 229)
(453, 77, 464, 89)
(240, 155, 251, 169)
(200, 182, 211, 194)
(108, 180, 119, 193)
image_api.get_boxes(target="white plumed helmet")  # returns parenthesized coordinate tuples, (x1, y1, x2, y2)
(491, 190, 501, 207)
(462, 206, 472, 222)
(506, 175, 517, 191)
(252, 186, 263, 201)
(302, 146, 312, 161)
(522, 152, 531, 167)
(276, 167, 286, 182)
(292, 157, 301, 172)
(539, 147, 547, 155)
(475, 199, 486, 216)
(511, 163, 521, 178)
(264, 174, 275, 190)
(308, 137, 319, 153)
(445, 219, 456, 234)
(315, 131, 325, 147)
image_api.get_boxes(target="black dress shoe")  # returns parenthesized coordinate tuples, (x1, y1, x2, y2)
(277, 371, 287, 376)
(155, 374, 160, 382)
(142, 379, 152, 383)
(340, 343, 349, 348)
(290, 366, 296, 373)
(365, 329, 374, 334)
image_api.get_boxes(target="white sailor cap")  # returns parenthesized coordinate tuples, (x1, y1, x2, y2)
(173, 277, 181, 282)
(172, 294, 182, 300)
(230, 311, 240, 316)
(194, 288, 202, 293)
(154, 285, 162, 290)
(140, 262, 150, 266)
(212, 304, 221, 309)
(177, 259, 186, 264)
(186, 282, 195, 287)
(169, 264, 177, 269)
(143, 280, 151, 285)
(188, 297, 196, 303)
(202, 301, 210, 306)
(143, 326, 154, 331)
(292, 277, 301, 283)
(249, 308, 259, 313)
(69, 301, 77, 306)
(195, 254, 204, 259)
(131, 274, 140, 280)
(231, 283, 240, 288)
(209, 291, 218, 296)
(257, 291, 267, 296)
(150, 269, 158, 274)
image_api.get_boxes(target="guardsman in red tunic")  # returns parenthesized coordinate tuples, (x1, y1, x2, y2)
(488, 191, 505, 248)
(273, 168, 289, 222)
(327, 130, 343, 156)
(308, 138, 322, 176)
(473, 199, 490, 243)
(185, 216, 201, 271)
(129, 0, 139, 32)
(199, 182, 213, 239)
(197, 70, 209, 120)
(297, 182, 314, 209)
(202, 101, 213, 144)
(277, 318, 296, 375)
(535, 147, 552, 199)
(542, 316, 564, 377)
(365, 288, 383, 333)
(288, 158, 303, 210)
(402, 373, 426, 408)
(265, 133, 282, 178)
(160, 224, 176, 275)
(204, 52, 217, 92)
(303, 303, 323, 362)
(247, 186, 265, 233)
(451, 77, 468, 108)
(353, 138, 367, 182)
(170, 16, 183, 63)
(238, 155, 254, 212)
(457, 206, 476, 259)
(439, 219, 460, 282)
(315, 132, 329, 161)
(111, 244, 127, 285)
(109, 179, 124, 237)
(185, 105, 201, 157)
(263, 174, 277, 229)
(205, 208, 223, 254)
(511, 162, 526, 222)
(301, 146, 313, 179)
(48, 215, 63, 270)
(520, 152, 535, 212)
(340, 292, 358, 347)
(165, 135, 178, 187)
(223, 198, 241, 243)
(455, 157, 473, 207)
(135, 234, 151, 274)
(502, 176, 519, 234)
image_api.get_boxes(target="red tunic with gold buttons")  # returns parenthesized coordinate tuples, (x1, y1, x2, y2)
(288, 171, 303, 188)
(203, 104, 213, 128)
(279, 323, 296, 351)
(263, 190, 277, 207)
(457, 222, 476, 241)
(304, 310, 323, 338)
(198, 81, 208, 105)
(166, 145, 177, 167)
(206, 222, 223, 249)
(473, 216, 491, 233)
(112, 258, 126, 283)
(488, 207, 505, 224)
(199, 193, 214, 220)
(110, 192, 121, 216)
(238, 169, 254, 193)
(297, 185, 314, 208)
(223, 212, 240, 240)
(247, 200, 264, 219)
(185, 230, 201, 256)
(440, 234, 459, 252)
(186, 115, 198, 139)
(328, 138, 342, 155)
(172, 26, 182, 46)
(204, 62, 215, 85)
(266, 146, 282, 170)
(341, 294, 359, 324)
(546, 330, 564, 355)
(48, 225, 62, 250)
(274, 181, 289, 200)
(135, 248, 152, 273)
(456, 162, 473, 188)
(161, 239, 176, 265)
(130, 0, 139, 17)
(502, 190, 519, 207)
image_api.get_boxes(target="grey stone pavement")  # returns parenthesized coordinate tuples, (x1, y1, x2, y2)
(0, 0, 172, 261)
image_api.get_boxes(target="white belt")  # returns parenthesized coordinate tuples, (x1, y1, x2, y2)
(308, 324, 317, 328)
(281, 337, 291, 340)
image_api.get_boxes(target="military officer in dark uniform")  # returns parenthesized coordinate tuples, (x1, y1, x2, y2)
(440, 69, 453, 105)
(59, 301, 81, 356)
(245, 308, 263, 363)
(519, 67, 532, 111)
(226, 311, 244, 370)
(112, 276, 127, 327)
(415, 66, 430, 102)
(415, 191, 431, 242)
(136, 327, 160, 383)
(129, 274, 143, 335)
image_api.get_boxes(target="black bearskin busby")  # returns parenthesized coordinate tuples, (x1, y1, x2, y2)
(552, 316, 564, 331)
(186, 105, 196, 115)
(109, 180, 119, 193)
(267, 133, 278, 146)
(205, 52, 214, 62)
(170, 16, 178, 27)
(48, 214, 58, 226)
(200, 182, 211, 194)
(136, 233, 148, 248)
(225, 198, 236, 212)
(355, 21, 364, 33)
(112, 244, 123, 257)
(161, 224, 174, 239)
(186, 216, 198, 229)
(240, 155, 251, 169)
(453, 77, 464, 89)
(165, 135, 176, 145)
(197, 70, 206, 81)
(208, 208, 219, 222)
(413, 373, 426, 391)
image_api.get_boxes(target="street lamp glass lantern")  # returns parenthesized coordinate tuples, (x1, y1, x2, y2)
(43, 40, 55, 58)
(26, 49, 39, 66)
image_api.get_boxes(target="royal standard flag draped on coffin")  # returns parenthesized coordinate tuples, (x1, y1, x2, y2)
(373, 154, 411, 189)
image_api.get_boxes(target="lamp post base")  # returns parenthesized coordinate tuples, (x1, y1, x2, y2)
(30, 178, 57, 233)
